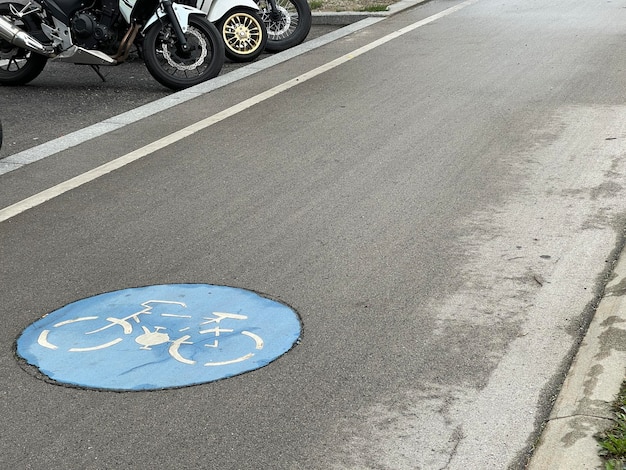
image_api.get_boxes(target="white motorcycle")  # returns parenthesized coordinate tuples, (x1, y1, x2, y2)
(181, 0, 267, 62)
(189, 0, 310, 58)
(0, 0, 225, 89)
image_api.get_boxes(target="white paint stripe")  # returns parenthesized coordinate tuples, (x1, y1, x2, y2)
(0, 0, 478, 224)
(204, 352, 255, 366)
(169, 335, 195, 364)
(37, 330, 58, 350)
(242, 331, 265, 349)
(54, 316, 99, 327)
(68, 337, 123, 352)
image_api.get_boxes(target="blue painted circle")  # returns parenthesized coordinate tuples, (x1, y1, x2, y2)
(16, 284, 301, 391)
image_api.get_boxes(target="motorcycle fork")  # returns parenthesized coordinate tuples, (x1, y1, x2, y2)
(265, 0, 282, 21)
(161, 0, 189, 53)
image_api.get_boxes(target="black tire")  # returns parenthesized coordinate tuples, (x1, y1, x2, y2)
(0, 3, 48, 85)
(143, 14, 225, 90)
(256, 0, 311, 53)
(218, 8, 267, 63)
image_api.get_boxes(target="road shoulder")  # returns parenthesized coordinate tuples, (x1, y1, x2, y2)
(528, 239, 626, 468)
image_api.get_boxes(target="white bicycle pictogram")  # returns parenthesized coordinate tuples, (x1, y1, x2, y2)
(36, 300, 265, 367)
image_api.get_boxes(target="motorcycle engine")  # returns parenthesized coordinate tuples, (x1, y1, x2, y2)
(70, 1, 119, 53)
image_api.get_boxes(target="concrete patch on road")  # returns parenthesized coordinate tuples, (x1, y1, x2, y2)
(326, 105, 626, 469)
(330, 384, 471, 469)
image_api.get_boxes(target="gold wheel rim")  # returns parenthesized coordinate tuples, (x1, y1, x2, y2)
(223, 12, 263, 55)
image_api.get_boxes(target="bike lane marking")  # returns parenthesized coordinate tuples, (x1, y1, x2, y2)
(16, 284, 302, 390)
(0, 0, 479, 224)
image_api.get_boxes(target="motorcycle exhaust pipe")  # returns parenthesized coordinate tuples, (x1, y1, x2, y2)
(0, 15, 54, 56)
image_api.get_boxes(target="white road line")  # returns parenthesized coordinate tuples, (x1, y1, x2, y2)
(0, 0, 478, 224)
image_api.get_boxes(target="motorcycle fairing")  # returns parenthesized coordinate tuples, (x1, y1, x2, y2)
(201, 0, 259, 23)
(128, 0, 157, 22)
(140, 2, 206, 33)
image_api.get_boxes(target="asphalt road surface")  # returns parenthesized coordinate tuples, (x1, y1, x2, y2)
(3, 0, 626, 468)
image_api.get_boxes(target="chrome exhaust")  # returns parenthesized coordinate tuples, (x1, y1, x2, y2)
(0, 14, 54, 56)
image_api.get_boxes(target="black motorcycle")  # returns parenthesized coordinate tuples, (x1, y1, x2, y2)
(0, 0, 225, 89)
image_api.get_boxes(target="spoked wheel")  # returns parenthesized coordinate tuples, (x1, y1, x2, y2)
(256, 0, 311, 53)
(0, 5, 48, 85)
(143, 15, 225, 90)
(219, 8, 267, 63)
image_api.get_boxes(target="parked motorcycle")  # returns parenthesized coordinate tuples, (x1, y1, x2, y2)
(183, 0, 267, 62)
(188, 0, 309, 56)
(255, 0, 310, 53)
(0, 0, 225, 90)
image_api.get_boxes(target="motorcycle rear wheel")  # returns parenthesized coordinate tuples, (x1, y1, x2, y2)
(256, 0, 311, 53)
(218, 8, 267, 63)
(143, 15, 225, 90)
(0, 4, 48, 85)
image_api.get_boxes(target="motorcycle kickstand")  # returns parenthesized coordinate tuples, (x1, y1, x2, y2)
(90, 65, 107, 82)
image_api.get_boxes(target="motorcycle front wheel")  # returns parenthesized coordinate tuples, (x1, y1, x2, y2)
(218, 8, 267, 63)
(0, 3, 48, 85)
(143, 15, 225, 90)
(256, 0, 311, 53)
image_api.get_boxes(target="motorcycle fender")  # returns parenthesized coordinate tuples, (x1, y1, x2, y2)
(201, 0, 259, 23)
(143, 3, 207, 33)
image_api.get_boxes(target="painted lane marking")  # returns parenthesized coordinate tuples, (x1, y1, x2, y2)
(0, 0, 479, 225)
(0, 18, 383, 176)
